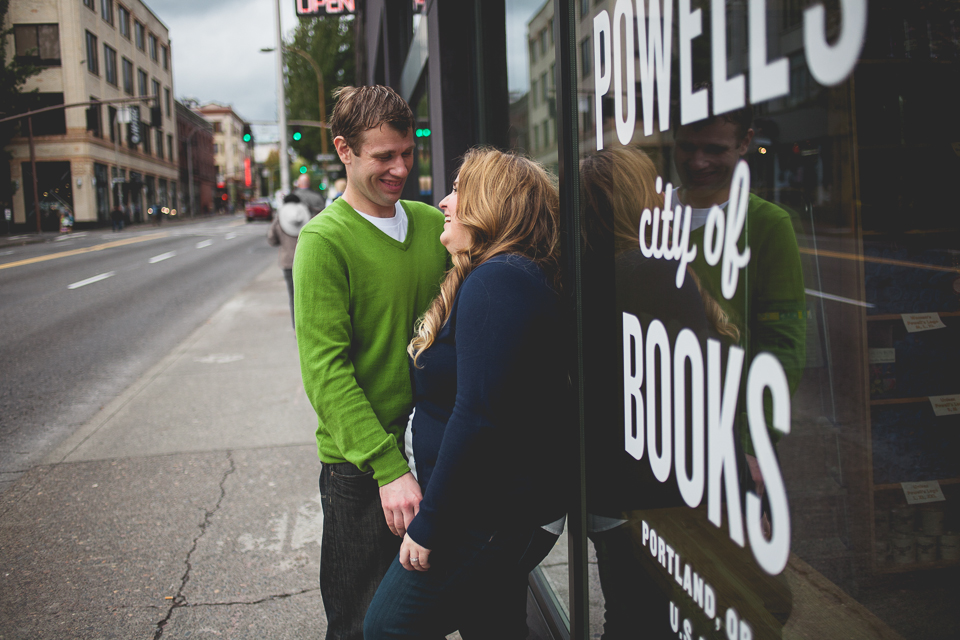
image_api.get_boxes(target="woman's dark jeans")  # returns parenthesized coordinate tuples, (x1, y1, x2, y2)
(319, 462, 400, 640)
(364, 524, 558, 640)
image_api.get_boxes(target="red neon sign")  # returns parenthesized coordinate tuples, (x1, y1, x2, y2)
(296, 0, 355, 18)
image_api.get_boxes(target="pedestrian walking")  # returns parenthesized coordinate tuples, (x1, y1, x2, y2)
(267, 194, 311, 328)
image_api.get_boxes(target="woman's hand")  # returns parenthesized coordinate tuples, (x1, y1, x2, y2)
(399, 533, 431, 572)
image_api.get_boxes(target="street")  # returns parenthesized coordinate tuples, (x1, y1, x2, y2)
(0, 218, 277, 492)
(0, 222, 327, 638)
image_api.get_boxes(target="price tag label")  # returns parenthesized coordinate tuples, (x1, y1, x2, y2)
(868, 348, 896, 364)
(929, 394, 960, 417)
(902, 313, 946, 333)
(902, 481, 946, 504)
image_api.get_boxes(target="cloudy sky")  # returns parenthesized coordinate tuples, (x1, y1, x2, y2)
(150, 0, 546, 142)
(150, 0, 298, 142)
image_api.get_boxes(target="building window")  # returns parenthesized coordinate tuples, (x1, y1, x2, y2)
(149, 34, 158, 62)
(100, 0, 113, 26)
(213, 143, 219, 154)
(531, 79, 538, 107)
(529, 39, 536, 64)
(580, 36, 591, 79)
(134, 21, 145, 51)
(541, 71, 548, 103)
(118, 5, 130, 39)
(151, 79, 160, 101)
(533, 123, 540, 151)
(138, 68, 148, 96)
(213, 122, 222, 133)
(14, 24, 60, 66)
(164, 87, 171, 117)
(87, 98, 103, 138)
(83, 0, 94, 11)
(580, 0, 589, 19)
(85, 31, 99, 75)
(108, 106, 117, 142)
(104, 44, 117, 86)
(122, 57, 133, 94)
(142, 124, 151, 154)
(156, 129, 164, 159)
(167, 133, 174, 161)
(161, 44, 168, 70)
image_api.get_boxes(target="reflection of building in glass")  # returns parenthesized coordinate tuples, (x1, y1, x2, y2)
(4, 0, 177, 230)
(525, 1, 557, 172)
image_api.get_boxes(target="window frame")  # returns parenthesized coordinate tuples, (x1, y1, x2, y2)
(122, 57, 134, 95)
(118, 5, 130, 39)
(13, 24, 61, 66)
(161, 44, 169, 70)
(137, 68, 149, 97)
(86, 31, 99, 76)
(100, 0, 114, 26)
(134, 21, 145, 51)
(104, 43, 118, 86)
(148, 33, 158, 62)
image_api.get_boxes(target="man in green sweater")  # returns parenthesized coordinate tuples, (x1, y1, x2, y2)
(293, 86, 447, 640)
(672, 104, 806, 536)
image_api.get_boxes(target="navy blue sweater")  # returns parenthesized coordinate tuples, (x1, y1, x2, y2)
(405, 254, 568, 550)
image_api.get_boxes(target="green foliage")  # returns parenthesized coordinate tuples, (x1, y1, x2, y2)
(0, 0, 41, 137)
(285, 15, 355, 161)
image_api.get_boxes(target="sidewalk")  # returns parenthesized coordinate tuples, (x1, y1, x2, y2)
(0, 265, 326, 639)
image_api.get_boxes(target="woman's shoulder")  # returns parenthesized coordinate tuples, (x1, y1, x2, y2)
(458, 254, 556, 311)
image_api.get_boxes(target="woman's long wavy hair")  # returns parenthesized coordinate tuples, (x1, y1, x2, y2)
(408, 147, 560, 366)
(580, 146, 739, 342)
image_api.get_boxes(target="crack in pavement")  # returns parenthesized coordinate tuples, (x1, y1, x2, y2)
(179, 586, 320, 608)
(154, 451, 236, 639)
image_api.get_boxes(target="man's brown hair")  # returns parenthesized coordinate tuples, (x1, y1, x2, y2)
(329, 85, 415, 153)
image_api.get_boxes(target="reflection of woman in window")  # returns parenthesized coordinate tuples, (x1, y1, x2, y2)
(365, 148, 568, 639)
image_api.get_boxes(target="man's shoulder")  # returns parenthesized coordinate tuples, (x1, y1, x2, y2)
(301, 199, 354, 234)
(747, 193, 792, 225)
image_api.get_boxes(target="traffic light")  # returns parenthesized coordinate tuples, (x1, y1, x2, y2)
(292, 126, 302, 142)
(299, 165, 308, 174)
(415, 128, 431, 138)
(242, 124, 252, 143)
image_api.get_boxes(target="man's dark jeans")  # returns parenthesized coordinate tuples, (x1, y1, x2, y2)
(319, 462, 400, 640)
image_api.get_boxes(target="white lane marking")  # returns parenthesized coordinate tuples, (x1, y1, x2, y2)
(196, 239, 213, 249)
(148, 251, 177, 264)
(0, 250, 14, 256)
(224, 232, 238, 240)
(805, 288, 876, 308)
(68, 271, 115, 289)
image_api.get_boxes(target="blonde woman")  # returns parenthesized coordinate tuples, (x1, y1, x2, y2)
(364, 148, 568, 639)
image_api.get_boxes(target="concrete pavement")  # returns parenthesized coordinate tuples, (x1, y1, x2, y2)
(0, 264, 326, 639)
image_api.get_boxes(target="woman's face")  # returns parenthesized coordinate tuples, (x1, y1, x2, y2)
(439, 177, 471, 254)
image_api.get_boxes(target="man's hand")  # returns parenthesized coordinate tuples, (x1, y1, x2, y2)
(400, 533, 431, 572)
(379, 472, 421, 537)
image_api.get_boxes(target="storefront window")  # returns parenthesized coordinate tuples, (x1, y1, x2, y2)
(567, 1, 960, 638)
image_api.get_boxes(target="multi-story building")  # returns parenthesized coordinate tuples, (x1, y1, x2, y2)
(192, 102, 252, 212)
(176, 100, 215, 216)
(4, 0, 178, 230)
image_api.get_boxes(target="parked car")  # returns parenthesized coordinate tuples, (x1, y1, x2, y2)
(245, 199, 273, 223)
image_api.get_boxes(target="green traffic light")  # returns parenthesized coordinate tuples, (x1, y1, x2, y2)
(422, 128, 431, 137)
(299, 166, 308, 174)
(293, 131, 302, 141)
(415, 129, 423, 137)
(319, 183, 327, 190)
(243, 134, 251, 142)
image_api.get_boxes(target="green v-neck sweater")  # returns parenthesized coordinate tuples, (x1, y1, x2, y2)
(293, 198, 448, 486)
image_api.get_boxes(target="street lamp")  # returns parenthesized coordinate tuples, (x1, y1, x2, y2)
(260, 45, 328, 157)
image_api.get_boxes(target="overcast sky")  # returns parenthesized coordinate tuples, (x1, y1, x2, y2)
(150, 0, 546, 143)
(150, 0, 297, 142)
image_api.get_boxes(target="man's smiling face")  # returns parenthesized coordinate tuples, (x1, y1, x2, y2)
(336, 125, 414, 217)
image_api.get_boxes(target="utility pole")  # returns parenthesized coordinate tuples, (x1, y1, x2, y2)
(274, 0, 290, 195)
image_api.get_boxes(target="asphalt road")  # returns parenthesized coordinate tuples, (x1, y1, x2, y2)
(0, 217, 277, 492)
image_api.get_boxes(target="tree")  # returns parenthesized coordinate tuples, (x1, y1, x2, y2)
(285, 14, 355, 161)
(0, 0, 42, 213)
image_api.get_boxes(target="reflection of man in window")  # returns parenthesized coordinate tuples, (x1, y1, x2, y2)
(673, 103, 806, 522)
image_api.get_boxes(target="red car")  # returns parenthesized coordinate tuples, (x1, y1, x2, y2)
(245, 199, 273, 222)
